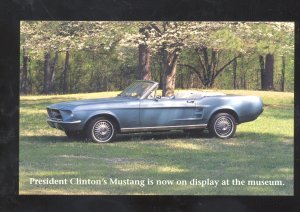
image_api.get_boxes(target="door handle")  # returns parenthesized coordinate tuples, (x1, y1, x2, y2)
(187, 100, 194, 103)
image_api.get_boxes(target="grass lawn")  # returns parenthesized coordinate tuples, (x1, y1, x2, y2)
(19, 90, 294, 195)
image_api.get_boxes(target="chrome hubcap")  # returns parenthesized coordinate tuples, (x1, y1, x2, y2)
(92, 120, 113, 142)
(214, 116, 233, 137)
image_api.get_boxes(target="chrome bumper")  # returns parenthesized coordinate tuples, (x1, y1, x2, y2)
(47, 118, 82, 131)
(47, 118, 81, 124)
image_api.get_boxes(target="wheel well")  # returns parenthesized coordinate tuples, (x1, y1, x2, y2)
(209, 109, 239, 124)
(84, 114, 121, 132)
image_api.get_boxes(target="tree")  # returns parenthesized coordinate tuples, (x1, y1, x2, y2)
(20, 47, 28, 94)
(20, 21, 294, 94)
(179, 27, 244, 88)
(137, 22, 226, 95)
(42, 51, 58, 94)
(280, 56, 286, 91)
(232, 57, 237, 89)
(245, 22, 294, 90)
(62, 48, 70, 93)
(261, 53, 274, 90)
(161, 46, 181, 96)
(137, 25, 152, 80)
(21, 21, 129, 93)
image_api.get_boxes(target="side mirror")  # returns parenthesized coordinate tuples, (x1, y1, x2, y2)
(155, 95, 161, 101)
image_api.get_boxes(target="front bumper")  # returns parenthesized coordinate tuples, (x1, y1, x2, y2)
(47, 118, 82, 131)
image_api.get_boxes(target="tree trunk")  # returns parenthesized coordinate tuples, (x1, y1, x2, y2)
(159, 54, 164, 89)
(240, 56, 246, 89)
(62, 50, 70, 93)
(43, 51, 58, 94)
(208, 49, 218, 87)
(27, 58, 33, 93)
(233, 57, 237, 89)
(162, 49, 179, 96)
(259, 55, 265, 90)
(264, 53, 274, 90)
(43, 51, 51, 94)
(49, 51, 58, 93)
(280, 55, 285, 92)
(21, 47, 28, 94)
(137, 44, 151, 80)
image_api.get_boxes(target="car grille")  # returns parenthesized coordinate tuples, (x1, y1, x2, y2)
(47, 108, 63, 121)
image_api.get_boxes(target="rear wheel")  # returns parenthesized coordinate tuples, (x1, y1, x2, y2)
(87, 117, 116, 143)
(208, 113, 236, 139)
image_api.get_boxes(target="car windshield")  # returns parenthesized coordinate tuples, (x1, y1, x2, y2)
(118, 81, 155, 98)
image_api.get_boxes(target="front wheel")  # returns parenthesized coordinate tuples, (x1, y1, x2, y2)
(87, 117, 116, 143)
(208, 113, 236, 139)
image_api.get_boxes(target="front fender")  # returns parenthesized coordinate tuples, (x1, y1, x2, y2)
(80, 110, 121, 127)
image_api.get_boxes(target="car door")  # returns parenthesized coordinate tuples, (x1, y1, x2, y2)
(139, 97, 197, 127)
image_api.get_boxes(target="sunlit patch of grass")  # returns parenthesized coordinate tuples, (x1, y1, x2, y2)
(157, 166, 187, 173)
(20, 170, 79, 177)
(175, 88, 294, 106)
(163, 140, 207, 150)
(277, 168, 293, 174)
(116, 163, 154, 172)
(20, 189, 108, 195)
(20, 108, 45, 115)
(20, 91, 118, 101)
(55, 154, 99, 160)
(215, 89, 294, 106)
(220, 139, 242, 146)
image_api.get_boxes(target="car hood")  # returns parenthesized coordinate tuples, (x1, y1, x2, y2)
(47, 97, 134, 110)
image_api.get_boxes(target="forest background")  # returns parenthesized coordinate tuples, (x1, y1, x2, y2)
(20, 21, 294, 96)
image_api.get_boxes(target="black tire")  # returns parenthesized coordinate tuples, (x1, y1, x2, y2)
(65, 130, 84, 139)
(87, 117, 116, 143)
(208, 113, 236, 139)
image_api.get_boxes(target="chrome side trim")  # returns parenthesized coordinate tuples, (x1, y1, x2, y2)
(120, 124, 207, 133)
(47, 118, 81, 124)
(139, 105, 195, 109)
(173, 118, 203, 121)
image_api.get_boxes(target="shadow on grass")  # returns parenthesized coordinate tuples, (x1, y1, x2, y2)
(21, 129, 293, 144)
(114, 130, 213, 142)
(20, 135, 89, 143)
(21, 131, 212, 143)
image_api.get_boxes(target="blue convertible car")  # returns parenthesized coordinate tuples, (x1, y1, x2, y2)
(47, 80, 263, 143)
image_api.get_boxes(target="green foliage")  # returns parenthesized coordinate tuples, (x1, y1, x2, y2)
(20, 21, 294, 94)
(210, 28, 243, 52)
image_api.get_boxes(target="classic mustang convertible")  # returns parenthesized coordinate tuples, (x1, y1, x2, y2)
(47, 80, 263, 143)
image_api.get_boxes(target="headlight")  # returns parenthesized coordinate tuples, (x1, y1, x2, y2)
(47, 108, 63, 120)
(60, 110, 74, 119)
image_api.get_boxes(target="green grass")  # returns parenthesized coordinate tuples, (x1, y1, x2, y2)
(19, 90, 294, 195)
